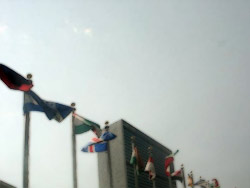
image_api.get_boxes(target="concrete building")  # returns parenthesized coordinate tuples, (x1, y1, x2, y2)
(0, 180, 16, 188)
(98, 119, 177, 188)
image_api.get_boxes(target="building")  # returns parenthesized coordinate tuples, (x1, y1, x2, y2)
(0, 180, 16, 188)
(98, 119, 177, 188)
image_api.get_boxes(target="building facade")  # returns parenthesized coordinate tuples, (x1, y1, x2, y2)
(98, 120, 177, 188)
(0, 180, 16, 188)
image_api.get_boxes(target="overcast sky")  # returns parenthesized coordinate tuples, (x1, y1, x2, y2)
(0, 0, 250, 188)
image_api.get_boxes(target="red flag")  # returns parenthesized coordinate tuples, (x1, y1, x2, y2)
(0, 64, 33, 91)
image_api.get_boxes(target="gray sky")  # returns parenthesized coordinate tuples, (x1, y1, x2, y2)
(0, 0, 250, 187)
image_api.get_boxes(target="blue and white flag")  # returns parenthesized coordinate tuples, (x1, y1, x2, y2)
(23, 90, 74, 122)
(81, 142, 107, 153)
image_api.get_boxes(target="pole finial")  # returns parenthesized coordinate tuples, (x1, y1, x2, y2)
(104, 121, 109, 130)
(71, 103, 76, 107)
(27, 73, 32, 80)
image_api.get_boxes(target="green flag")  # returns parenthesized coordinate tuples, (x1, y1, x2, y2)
(73, 113, 101, 135)
(130, 146, 144, 175)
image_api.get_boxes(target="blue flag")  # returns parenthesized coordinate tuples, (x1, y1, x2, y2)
(81, 142, 107, 153)
(100, 131, 116, 141)
(23, 90, 74, 122)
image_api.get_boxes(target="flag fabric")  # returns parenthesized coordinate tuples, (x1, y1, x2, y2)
(164, 150, 179, 176)
(188, 174, 193, 187)
(81, 141, 107, 152)
(23, 90, 74, 122)
(165, 155, 174, 176)
(73, 113, 101, 135)
(171, 169, 183, 182)
(100, 131, 116, 141)
(0, 64, 33, 91)
(212, 179, 220, 188)
(87, 130, 116, 143)
(194, 179, 207, 188)
(145, 156, 156, 180)
(130, 146, 144, 175)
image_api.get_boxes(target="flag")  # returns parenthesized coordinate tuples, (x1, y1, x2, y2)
(194, 179, 207, 188)
(171, 169, 183, 182)
(100, 131, 116, 141)
(130, 146, 144, 175)
(23, 90, 74, 122)
(165, 150, 179, 176)
(73, 113, 101, 135)
(145, 156, 156, 180)
(0, 64, 33, 91)
(81, 142, 107, 153)
(188, 174, 193, 187)
(212, 179, 220, 188)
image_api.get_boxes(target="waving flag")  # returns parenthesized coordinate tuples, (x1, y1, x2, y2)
(188, 174, 193, 187)
(73, 113, 101, 135)
(23, 90, 74, 122)
(145, 156, 156, 180)
(100, 131, 116, 141)
(81, 141, 107, 153)
(194, 178, 207, 188)
(0, 64, 33, 91)
(165, 150, 179, 176)
(212, 179, 220, 188)
(171, 169, 183, 182)
(130, 146, 144, 175)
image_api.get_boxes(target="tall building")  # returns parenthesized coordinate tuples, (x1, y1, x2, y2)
(0, 180, 16, 188)
(98, 120, 177, 188)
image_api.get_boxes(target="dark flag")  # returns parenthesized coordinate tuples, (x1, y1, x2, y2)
(0, 64, 33, 91)
(23, 90, 74, 122)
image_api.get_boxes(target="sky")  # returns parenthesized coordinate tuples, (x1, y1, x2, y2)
(0, 0, 250, 187)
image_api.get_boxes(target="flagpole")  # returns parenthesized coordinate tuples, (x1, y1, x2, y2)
(181, 164, 186, 188)
(105, 121, 114, 188)
(71, 103, 78, 188)
(148, 146, 156, 188)
(190, 171, 194, 188)
(168, 175, 172, 188)
(131, 136, 139, 188)
(23, 73, 32, 188)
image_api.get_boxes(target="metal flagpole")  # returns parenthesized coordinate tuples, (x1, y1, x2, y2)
(148, 146, 156, 188)
(105, 121, 114, 188)
(131, 136, 139, 188)
(190, 171, 194, 188)
(168, 175, 172, 188)
(71, 103, 78, 188)
(23, 73, 32, 188)
(181, 164, 186, 188)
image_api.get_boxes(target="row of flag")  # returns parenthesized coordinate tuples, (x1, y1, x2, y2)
(0, 64, 118, 188)
(0, 64, 220, 188)
(0, 64, 117, 152)
(129, 140, 220, 188)
(188, 175, 220, 188)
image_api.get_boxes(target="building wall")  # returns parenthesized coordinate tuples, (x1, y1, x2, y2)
(98, 120, 177, 188)
(0, 180, 16, 188)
